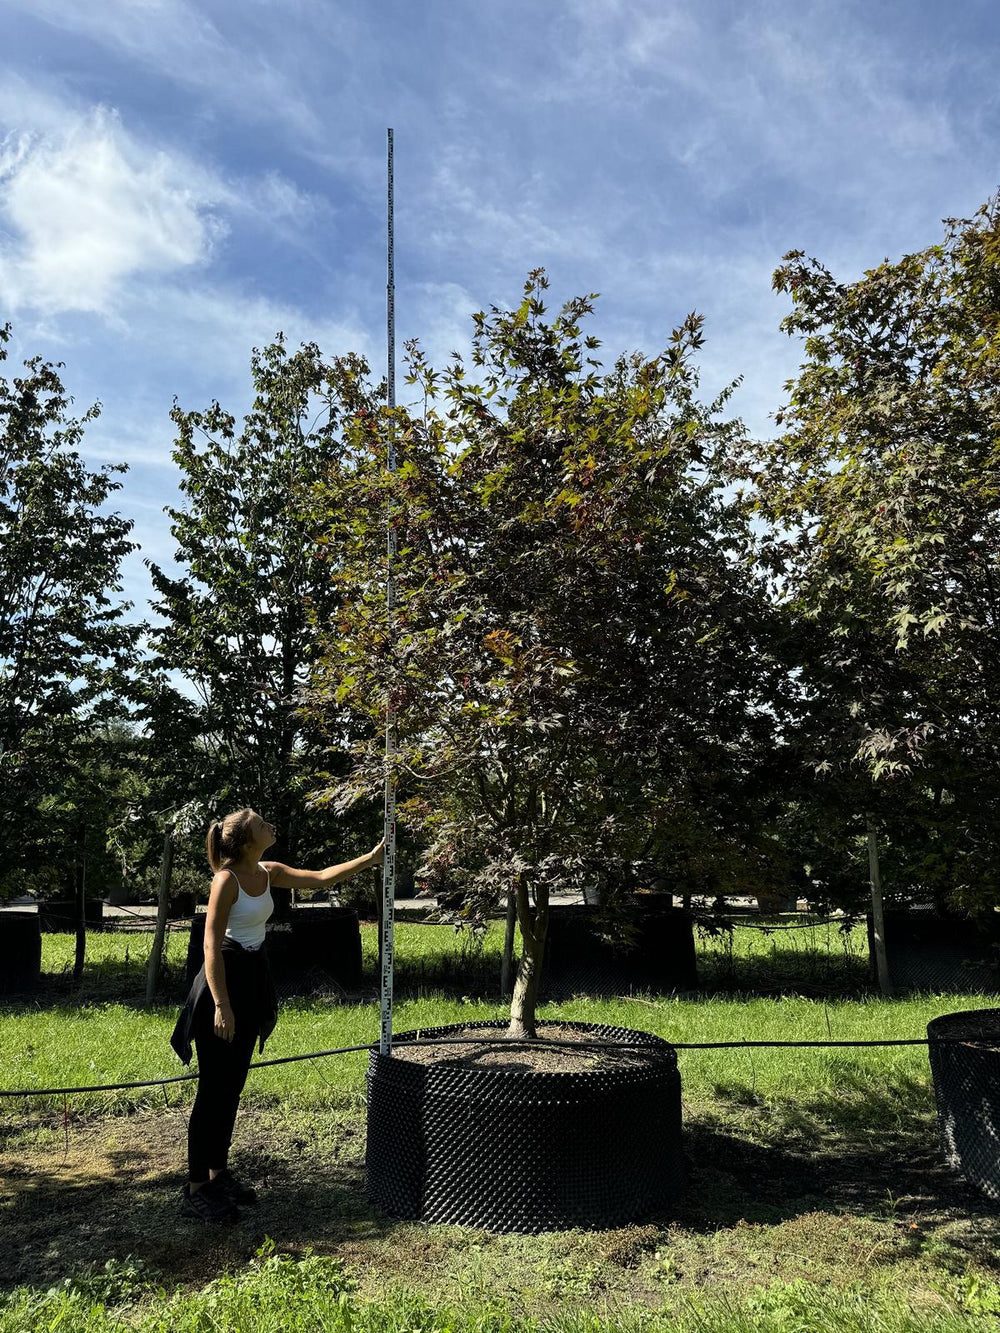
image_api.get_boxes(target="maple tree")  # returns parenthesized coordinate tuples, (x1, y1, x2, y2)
(301, 272, 781, 1034)
(739, 195, 1000, 913)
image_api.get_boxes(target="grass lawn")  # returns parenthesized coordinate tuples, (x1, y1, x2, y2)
(1, 919, 998, 1331)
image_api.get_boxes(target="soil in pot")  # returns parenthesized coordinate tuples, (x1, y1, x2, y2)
(393, 1021, 662, 1073)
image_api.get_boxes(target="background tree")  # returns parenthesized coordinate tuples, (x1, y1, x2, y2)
(0, 323, 143, 900)
(143, 336, 381, 874)
(104, 682, 229, 903)
(302, 271, 781, 1036)
(738, 194, 1000, 916)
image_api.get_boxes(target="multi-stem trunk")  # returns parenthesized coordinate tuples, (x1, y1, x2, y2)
(507, 874, 549, 1039)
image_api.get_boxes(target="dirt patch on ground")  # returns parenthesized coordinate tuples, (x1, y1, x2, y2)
(0, 1101, 381, 1292)
(392, 1023, 668, 1073)
(4, 1094, 1000, 1310)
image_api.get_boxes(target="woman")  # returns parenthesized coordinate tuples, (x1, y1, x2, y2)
(170, 808, 384, 1222)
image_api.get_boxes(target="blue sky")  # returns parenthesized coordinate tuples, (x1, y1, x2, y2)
(2, 0, 999, 654)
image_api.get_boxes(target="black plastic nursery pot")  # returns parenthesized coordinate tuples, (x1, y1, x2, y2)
(542, 903, 697, 999)
(269, 885, 293, 918)
(927, 1008, 1000, 1200)
(366, 1019, 684, 1232)
(184, 905, 363, 990)
(273, 905, 363, 986)
(869, 910, 1000, 994)
(38, 898, 104, 933)
(0, 912, 42, 993)
(167, 891, 197, 921)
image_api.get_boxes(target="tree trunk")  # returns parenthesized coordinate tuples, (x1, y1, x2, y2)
(146, 828, 174, 1003)
(500, 888, 517, 998)
(507, 877, 549, 1039)
(73, 822, 87, 986)
(931, 784, 952, 916)
(867, 817, 892, 997)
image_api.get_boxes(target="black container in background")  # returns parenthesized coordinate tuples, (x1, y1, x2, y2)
(184, 905, 362, 991)
(868, 909, 1000, 993)
(167, 891, 196, 920)
(0, 912, 42, 993)
(543, 902, 697, 999)
(39, 899, 104, 933)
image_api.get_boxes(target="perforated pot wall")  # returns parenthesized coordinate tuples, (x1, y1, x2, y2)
(928, 1008, 1000, 1200)
(366, 1019, 683, 1232)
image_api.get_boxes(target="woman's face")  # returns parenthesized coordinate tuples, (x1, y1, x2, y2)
(251, 812, 275, 845)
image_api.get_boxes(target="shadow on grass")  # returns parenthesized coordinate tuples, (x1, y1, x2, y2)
(0, 975, 190, 1017)
(6, 1067, 1000, 1295)
(0, 935, 505, 1016)
(0, 1105, 394, 1293)
(3, 915, 876, 1013)
(696, 949, 871, 997)
(668, 1072, 1000, 1273)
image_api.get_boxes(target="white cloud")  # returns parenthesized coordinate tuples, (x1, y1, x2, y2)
(0, 81, 324, 319)
(0, 104, 225, 314)
(144, 283, 377, 391)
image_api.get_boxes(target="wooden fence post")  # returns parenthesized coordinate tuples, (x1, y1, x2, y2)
(73, 820, 87, 986)
(867, 816, 892, 997)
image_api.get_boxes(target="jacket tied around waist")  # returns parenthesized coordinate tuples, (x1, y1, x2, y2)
(170, 934, 279, 1066)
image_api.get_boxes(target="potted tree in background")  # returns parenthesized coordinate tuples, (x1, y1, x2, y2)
(301, 272, 778, 1229)
(738, 195, 1000, 1195)
(744, 196, 1000, 1002)
(0, 324, 144, 991)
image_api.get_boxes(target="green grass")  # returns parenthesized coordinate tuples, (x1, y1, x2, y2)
(694, 916, 871, 994)
(1, 1245, 999, 1333)
(1, 981, 984, 1115)
(0, 920, 984, 1116)
(5, 918, 1000, 1330)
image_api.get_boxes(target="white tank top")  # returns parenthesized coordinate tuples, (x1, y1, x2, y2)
(223, 862, 274, 950)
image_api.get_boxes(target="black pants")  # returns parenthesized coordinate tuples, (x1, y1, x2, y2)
(187, 950, 267, 1181)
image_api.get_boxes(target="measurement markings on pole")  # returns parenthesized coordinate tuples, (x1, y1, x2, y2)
(380, 126, 398, 1057)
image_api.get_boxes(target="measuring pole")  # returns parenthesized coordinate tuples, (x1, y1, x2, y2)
(379, 127, 398, 1055)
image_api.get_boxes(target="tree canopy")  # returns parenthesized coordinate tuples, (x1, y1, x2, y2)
(0, 324, 142, 894)
(301, 270, 785, 1032)
(739, 194, 1000, 913)
(142, 336, 379, 868)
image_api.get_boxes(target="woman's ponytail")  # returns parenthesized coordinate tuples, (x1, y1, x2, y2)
(206, 809, 255, 872)
(206, 821, 224, 872)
